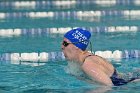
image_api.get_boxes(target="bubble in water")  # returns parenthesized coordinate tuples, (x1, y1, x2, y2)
(64, 61, 84, 77)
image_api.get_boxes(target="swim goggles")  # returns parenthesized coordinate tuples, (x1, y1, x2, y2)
(62, 41, 72, 47)
(62, 40, 93, 54)
(62, 40, 86, 47)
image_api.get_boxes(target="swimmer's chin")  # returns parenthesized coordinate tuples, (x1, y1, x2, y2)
(65, 57, 71, 61)
(65, 56, 72, 61)
(64, 55, 74, 61)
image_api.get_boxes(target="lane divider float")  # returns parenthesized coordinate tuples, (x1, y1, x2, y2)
(0, 10, 140, 20)
(0, 26, 139, 37)
(0, 0, 139, 10)
(0, 50, 139, 62)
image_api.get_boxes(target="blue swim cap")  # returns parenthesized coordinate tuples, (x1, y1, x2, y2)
(64, 28, 91, 51)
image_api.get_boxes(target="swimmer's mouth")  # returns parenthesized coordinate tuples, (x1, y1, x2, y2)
(64, 54, 67, 59)
(62, 51, 67, 58)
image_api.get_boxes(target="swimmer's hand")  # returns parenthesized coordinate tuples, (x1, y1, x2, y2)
(131, 79, 140, 82)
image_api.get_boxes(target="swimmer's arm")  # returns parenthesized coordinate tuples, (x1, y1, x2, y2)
(82, 61, 113, 86)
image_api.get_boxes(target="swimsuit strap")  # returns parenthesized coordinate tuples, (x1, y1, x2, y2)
(83, 54, 95, 64)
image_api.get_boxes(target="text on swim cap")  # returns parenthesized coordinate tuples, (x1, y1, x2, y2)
(72, 30, 88, 45)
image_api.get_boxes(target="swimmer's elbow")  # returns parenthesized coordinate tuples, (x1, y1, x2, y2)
(92, 79, 113, 86)
(106, 83, 113, 86)
(101, 81, 113, 86)
(100, 78, 114, 86)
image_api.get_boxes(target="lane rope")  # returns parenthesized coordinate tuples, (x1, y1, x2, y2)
(0, 50, 139, 62)
(0, 26, 139, 37)
(0, 10, 140, 20)
(0, 0, 139, 10)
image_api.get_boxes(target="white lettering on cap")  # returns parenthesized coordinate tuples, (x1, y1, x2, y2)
(72, 30, 88, 45)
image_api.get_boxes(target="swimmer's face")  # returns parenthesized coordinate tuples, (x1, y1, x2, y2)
(61, 38, 76, 61)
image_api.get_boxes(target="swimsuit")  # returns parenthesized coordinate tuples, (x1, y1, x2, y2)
(83, 54, 137, 86)
(110, 69, 136, 86)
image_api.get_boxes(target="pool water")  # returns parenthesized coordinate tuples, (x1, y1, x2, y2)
(0, 0, 140, 93)
(0, 32, 140, 93)
(0, 58, 140, 93)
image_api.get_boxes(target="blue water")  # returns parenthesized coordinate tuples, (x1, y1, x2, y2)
(0, 32, 139, 53)
(0, 1, 140, 93)
(0, 31, 140, 93)
(0, 58, 140, 93)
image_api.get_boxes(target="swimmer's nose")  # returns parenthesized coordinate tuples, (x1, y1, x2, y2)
(61, 47, 64, 50)
(61, 43, 64, 50)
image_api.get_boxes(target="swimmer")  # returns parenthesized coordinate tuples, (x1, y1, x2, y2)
(61, 28, 139, 86)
